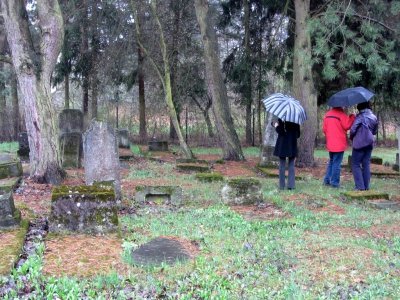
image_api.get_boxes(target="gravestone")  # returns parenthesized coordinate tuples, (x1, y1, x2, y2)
(17, 132, 30, 159)
(259, 114, 278, 167)
(221, 178, 263, 205)
(83, 121, 121, 199)
(0, 155, 23, 179)
(135, 185, 182, 206)
(49, 185, 118, 234)
(117, 128, 130, 148)
(131, 237, 190, 266)
(0, 190, 21, 228)
(148, 140, 168, 151)
(59, 109, 84, 168)
(394, 153, 399, 172)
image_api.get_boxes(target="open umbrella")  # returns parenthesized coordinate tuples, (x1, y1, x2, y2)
(327, 87, 374, 107)
(262, 93, 307, 124)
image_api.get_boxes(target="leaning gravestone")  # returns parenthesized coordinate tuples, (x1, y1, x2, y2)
(17, 132, 30, 159)
(59, 109, 84, 168)
(83, 121, 121, 200)
(49, 184, 118, 234)
(259, 114, 278, 167)
(0, 190, 21, 228)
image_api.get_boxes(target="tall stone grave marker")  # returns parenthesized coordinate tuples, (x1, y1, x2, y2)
(59, 109, 84, 168)
(117, 128, 130, 148)
(259, 114, 278, 167)
(0, 190, 21, 228)
(17, 132, 30, 159)
(83, 121, 121, 199)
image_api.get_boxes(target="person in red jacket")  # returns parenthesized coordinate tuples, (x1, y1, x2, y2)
(322, 107, 355, 187)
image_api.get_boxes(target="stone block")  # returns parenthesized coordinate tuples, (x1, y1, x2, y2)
(135, 185, 182, 206)
(370, 156, 383, 165)
(17, 132, 30, 158)
(83, 121, 121, 200)
(49, 185, 119, 234)
(117, 129, 130, 148)
(0, 190, 21, 228)
(0, 160, 23, 180)
(368, 200, 400, 211)
(176, 163, 210, 173)
(221, 178, 263, 205)
(148, 140, 168, 151)
(60, 132, 82, 168)
(195, 172, 224, 182)
(341, 190, 389, 201)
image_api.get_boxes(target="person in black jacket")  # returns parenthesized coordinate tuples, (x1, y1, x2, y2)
(273, 119, 301, 190)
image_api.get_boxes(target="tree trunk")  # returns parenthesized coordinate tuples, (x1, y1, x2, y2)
(11, 71, 19, 140)
(203, 110, 214, 138)
(91, 75, 98, 120)
(64, 74, 70, 109)
(0, 63, 7, 142)
(194, 0, 244, 160)
(243, 0, 253, 145)
(138, 45, 147, 142)
(292, 0, 317, 167)
(81, 0, 89, 117)
(2, 0, 65, 184)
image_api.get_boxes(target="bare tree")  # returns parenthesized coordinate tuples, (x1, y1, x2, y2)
(1, 0, 65, 184)
(194, 0, 244, 161)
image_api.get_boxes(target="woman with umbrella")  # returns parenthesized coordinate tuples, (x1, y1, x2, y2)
(263, 93, 306, 190)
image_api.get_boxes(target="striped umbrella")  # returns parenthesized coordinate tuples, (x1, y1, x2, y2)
(262, 93, 307, 124)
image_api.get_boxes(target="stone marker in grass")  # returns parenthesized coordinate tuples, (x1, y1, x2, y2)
(368, 200, 400, 211)
(135, 185, 182, 206)
(131, 237, 190, 267)
(117, 128, 130, 148)
(0, 190, 21, 228)
(148, 140, 168, 151)
(0, 155, 22, 180)
(195, 172, 224, 182)
(176, 162, 210, 173)
(49, 184, 118, 234)
(221, 177, 263, 205)
(83, 121, 121, 200)
(17, 131, 30, 159)
(393, 153, 399, 172)
(342, 190, 389, 201)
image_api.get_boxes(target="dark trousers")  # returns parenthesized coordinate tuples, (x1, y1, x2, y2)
(279, 157, 295, 189)
(352, 145, 373, 190)
(323, 152, 344, 187)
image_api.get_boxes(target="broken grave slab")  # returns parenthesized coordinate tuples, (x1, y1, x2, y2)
(135, 185, 182, 206)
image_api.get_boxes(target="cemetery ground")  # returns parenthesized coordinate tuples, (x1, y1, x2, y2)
(0, 142, 399, 299)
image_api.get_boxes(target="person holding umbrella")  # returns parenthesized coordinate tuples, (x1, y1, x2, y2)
(262, 93, 306, 190)
(323, 87, 374, 188)
(272, 119, 300, 190)
(349, 101, 378, 190)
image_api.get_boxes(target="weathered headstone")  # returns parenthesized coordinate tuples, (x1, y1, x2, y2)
(148, 140, 168, 151)
(49, 184, 118, 234)
(259, 114, 278, 167)
(83, 121, 121, 199)
(0, 155, 22, 180)
(394, 153, 399, 172)
(17, 132, 30, 159)
(0, 190, 21, 228)
(135, 185, 182, 206)
(131, 237, 190, 266)
(117, 128, 130, 148)
(221, 178, 263, 205)
(59, 109, 84, 168)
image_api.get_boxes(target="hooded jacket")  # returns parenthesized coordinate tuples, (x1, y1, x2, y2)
(323, 108, 355, 152)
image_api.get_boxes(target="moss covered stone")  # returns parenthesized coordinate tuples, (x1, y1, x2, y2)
(195, 172, 224, 182)
(49, 184, 118, 234)
(135, 185, 182, 206)
(176, 158, 207, 164)
(0, 161, 23, 180)
(342, 190, 389, 201)
(176, 163, 210, 173)
(370, 156, 383, 165)
(0, 177, 21, 193)
(221, 177, 263, 205)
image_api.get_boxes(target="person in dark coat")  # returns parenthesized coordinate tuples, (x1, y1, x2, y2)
(273, 119, 301, 190)
(349, 102, 378, 190)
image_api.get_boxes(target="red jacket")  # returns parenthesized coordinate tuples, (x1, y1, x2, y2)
(323, 108, 355, 152)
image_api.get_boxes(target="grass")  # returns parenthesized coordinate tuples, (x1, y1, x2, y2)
(0, 144, 399, 299)
(0, 142, 18, 154)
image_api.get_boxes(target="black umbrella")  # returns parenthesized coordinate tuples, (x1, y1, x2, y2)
(327, 87, 374, 107)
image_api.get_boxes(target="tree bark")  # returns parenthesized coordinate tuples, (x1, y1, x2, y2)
(64, 74, 70, 109)
(194, 0, 244, 160)
(0, 62, 8, 142)
(292, 0, 317, 167)
(91, 75, 98, 120)
(138, 45, 147, 142)
(81, 0, 89, 117)
(243, 0, 252, 145)
(11, 71, 19, 140)
(2, 0, 65, 184)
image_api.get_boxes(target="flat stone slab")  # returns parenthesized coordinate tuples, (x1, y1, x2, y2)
(176, 163, 210, 173)
(341, 190, 389, 201)
(368, 200, 400, 211)
(195, 172, 224, 182)
(221, 178, 263, 205)
(131, 237, 190, 267)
